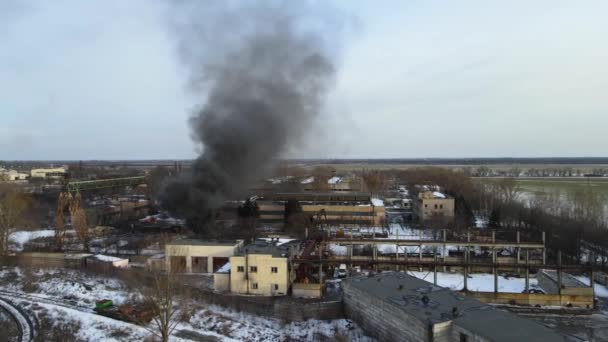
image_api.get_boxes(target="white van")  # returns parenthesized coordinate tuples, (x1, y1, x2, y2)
(337, 264, 348, 278)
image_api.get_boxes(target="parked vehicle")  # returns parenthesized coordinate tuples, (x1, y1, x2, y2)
(94, 299, 156, 324)
(337, 264, 348, 278)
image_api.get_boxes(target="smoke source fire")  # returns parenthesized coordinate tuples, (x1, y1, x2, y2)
(162, 1, 341, 235)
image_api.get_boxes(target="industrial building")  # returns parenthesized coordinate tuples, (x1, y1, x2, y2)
(0, 168, 29, 181)
(257, 192, 385, 226)
(30, 167, 67, 179)
(165, 239, 244, 274)
(214, 239, 300, 296)
(342, 272, 566, 342)
(417, 191, 455, 220)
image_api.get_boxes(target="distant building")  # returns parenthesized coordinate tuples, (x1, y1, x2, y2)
(215, 239, 300, 296)
(343, 272, 566, 342)
(257, 192, 385, 226)
(165, 239, 244, 274)
(0, 169, 29, 181)
(417, 191, 455, 221)
(30, 167, 67, 179)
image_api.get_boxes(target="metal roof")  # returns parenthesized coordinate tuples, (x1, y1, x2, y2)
(344, 272, 566, 342)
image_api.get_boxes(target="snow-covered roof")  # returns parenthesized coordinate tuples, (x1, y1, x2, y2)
(259, 238, 296, 246)
(371, 198, 384, 207)
(300, 176, 314, 184)
(93, 255, 126, 262)
(432, 191, 446, 199)
(328, 176, 342, 184)
(216, 262, 231, 273)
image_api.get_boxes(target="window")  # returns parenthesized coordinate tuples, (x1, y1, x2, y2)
(440, 204, 443, 209)
(424, 204, 428, 208)
(250, 266, 258, 273)
(237, 266, 244, 272)
(459, 333, 468, 342)
(251, 283, 258, 289)
(272, 284, 279, 291)
(271, 267, 278, 273)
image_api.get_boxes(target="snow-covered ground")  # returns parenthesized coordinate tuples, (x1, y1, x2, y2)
(0, 267, 373, 341)
(9, 229, 56, 251)
(574, 276, 608, 298)
(407, 271, 538, 292)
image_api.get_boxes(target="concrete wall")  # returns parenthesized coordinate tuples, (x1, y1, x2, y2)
(451, 324, 488, 342)
(230, 254, 290, 296)
(165, 242, 241, 274)
(420, 198, 455, 220)
(343, 282, 432, 341)
(462, 291, 593, 308)
(432, 321, 453, 342)
(292, 283, 323, 298)
(191, 288, 344, 322)
(214, 273, 230, 293)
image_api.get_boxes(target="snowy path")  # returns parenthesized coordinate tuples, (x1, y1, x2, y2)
(0, 296, 34, 342)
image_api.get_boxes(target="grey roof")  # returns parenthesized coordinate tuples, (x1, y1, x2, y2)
(344, 272, 566, 342)
(236, 239, 300, 257)
(541, 270, 587, 288)
(167, 239, 241, 247)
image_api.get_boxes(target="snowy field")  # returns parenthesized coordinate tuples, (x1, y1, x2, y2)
(8, 229, 57, 251)
(0, 266, 373, 342)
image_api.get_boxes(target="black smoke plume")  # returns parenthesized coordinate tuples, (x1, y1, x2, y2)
(162, 1, 340, 236)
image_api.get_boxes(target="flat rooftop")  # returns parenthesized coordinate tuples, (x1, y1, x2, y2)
(260, 192, 373, 202)
(167, 239, 242, 247)
(345, 272, 565, 342)
(236, 239, 300, 258)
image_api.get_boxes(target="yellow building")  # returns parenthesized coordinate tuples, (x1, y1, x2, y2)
(257, 192, 385, 226)
(165, 239, 243, 274)
(417, 191, 455, 220)
(30, 167, 67, 179)
(215, 240, 300, 296)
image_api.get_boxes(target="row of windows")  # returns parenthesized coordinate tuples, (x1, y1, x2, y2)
(424, 204, 444, 209)
(236, 266, 278, 273)
(251, 283, 279, 290)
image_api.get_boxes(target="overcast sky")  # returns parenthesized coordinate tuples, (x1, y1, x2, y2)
(2, 0, 607, 160)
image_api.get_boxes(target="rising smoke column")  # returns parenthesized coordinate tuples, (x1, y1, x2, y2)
(162, 1, 341, 235)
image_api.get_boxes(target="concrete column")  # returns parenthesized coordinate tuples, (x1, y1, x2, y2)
(557, 251, 562, 295)
(443, 230, 447, 272)
(590, 267, 595, 306)
(434, 249, 438, 285)
(493, 249, 498, 293)
(525, 249, 530, 292)
(186, 256, 192, 273)
(404, 246, 409, 272)
(208, 257, 214, 274)
(419, 246, 423, 272)
(464, 246, 469, 291)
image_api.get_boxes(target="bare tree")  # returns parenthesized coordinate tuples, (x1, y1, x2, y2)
(362, 171, 386, 195)
(136, 270, 191, 342)
(0, 184, 31, 255)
